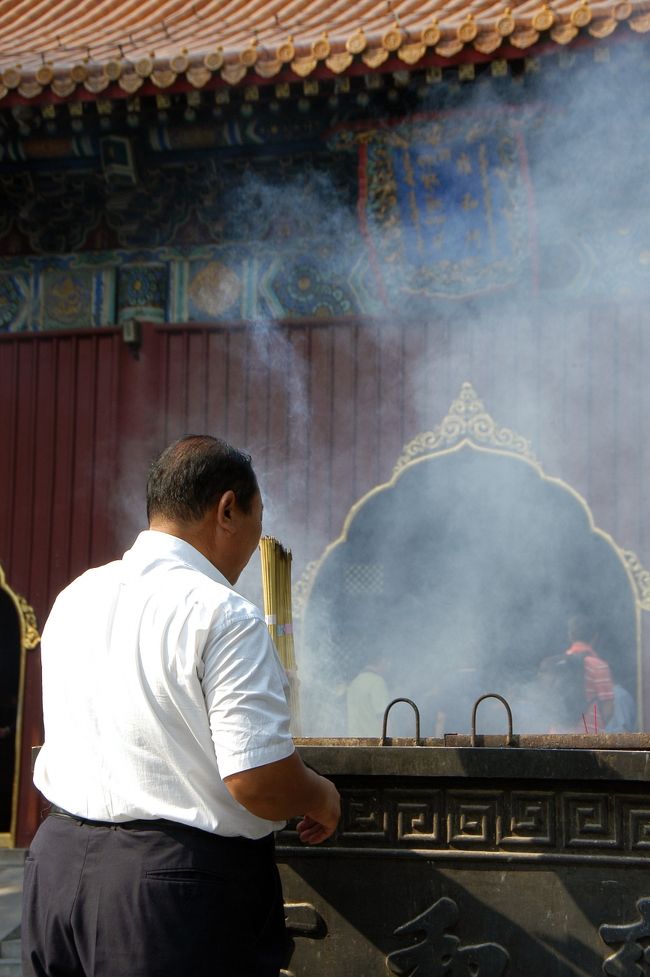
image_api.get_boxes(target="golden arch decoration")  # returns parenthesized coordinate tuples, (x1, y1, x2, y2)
(295, 382, 647, 735)
(392, 382, 650, 613)
(0, 563, 39, 848)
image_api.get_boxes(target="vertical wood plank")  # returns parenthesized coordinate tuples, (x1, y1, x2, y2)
(0, 340, 18, 569)
(68, 337, 98, 580)
(354, 321, 381, 502)
(586, 308, 618, 537)
(535, 317, 565, 476)
(307, 325, 334, 550)
(11, 342, 37, 597)
(29, 338, 57, 616)
(285, 326, 310, 560)
(245, 326, 272, 478)
(329, 323, 357, 542)
(48, 338, 77, 595)
(614, 312, 643, 551)
(560, 309, 591, 504)
(225, 328, 249, 450)
(262, 326, 290, 530)
(377, 321, 405, 482)
(205, 328, 229, 436)
(164, 332, 190, 443)
(89, 334, 121, 567)
(186, 330, 209, 435)
(401, 322, 429, 447)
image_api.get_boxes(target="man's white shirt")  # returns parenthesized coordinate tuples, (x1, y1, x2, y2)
(34, 530, 294, 838)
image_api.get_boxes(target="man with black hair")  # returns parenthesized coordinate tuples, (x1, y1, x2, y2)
(23, 435, 340, 977)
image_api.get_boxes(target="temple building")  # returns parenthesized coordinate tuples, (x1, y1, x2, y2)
(2, 0, 650, 847)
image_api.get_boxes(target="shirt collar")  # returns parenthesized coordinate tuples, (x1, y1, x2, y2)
(128, 530, 232, 588)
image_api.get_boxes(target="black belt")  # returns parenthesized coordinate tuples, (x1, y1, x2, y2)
(47, 804, 274, 848)
(48, 804, 197, 832)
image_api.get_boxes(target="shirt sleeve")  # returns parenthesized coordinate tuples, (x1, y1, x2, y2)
(200, 613, 295, 779)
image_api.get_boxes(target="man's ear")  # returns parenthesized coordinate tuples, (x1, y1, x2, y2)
(216, 490, 237, 533)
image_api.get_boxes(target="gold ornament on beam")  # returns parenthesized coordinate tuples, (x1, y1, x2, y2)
(474, 33, 504, 54)
(347, 29, 367, 54)
(398, 44, 426, 65)
(105, 60, 122, 80)
(383, 24, 404, 51)
(571, 2, 593, 26)
(457, 16, 479, 42)
(422, 21, 441, 46)
(135, 57, 154, 78)
(588, 19, 617, 36)
(312, 34, 331, 60)
(2, 68, 21, 89)
(71, 64, 88, 83)
(327, 52, 354, 73)
(187, 66, 211, 87)
(151, 68, 177, 88)
(36, 65, 54, 85)
(629, 11, 650, 30)
(533, 6, 556, 30)
(496, 8, 516, 36)
(240, 43, 258, 68)
(204, 50, 224, 71)
(276, 38, 296, 63)
(18, 80, 42, 98)
(170, 53, 189, 73)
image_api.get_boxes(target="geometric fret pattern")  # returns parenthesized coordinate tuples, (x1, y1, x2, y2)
(277, 788, 650, 855)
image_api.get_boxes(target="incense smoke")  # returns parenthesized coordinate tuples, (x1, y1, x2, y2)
(145, 38, 648, 736)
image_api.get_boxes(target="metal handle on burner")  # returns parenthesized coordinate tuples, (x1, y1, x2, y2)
(381, 698, 421, 746)
(471, 693, 515, 747)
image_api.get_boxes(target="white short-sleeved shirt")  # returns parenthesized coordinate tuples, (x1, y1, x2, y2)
(34, 530, 295, 838)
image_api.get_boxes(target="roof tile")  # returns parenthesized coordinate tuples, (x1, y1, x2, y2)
(0, 0, 648, 103)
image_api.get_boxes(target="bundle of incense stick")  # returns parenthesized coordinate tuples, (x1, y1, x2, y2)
(259, 535, 300, 733)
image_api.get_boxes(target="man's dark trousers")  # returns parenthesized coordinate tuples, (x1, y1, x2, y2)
(22, 812, 288, 977)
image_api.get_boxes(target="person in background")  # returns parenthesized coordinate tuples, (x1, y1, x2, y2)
(605, 682, 637, 732)
(563, 613, 615, 731)
(22, 435, 340, 977)
(347, 650, 390, 737)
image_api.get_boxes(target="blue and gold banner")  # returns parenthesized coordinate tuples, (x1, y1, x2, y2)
(331, 111, 537, 302)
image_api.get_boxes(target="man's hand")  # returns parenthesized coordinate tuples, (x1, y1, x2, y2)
(296, 776, 341, 844)
(224, 751, 341, 844)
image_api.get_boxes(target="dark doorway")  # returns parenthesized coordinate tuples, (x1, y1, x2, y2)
(0, 589, 21, 833)
(300, 445, 638, 737)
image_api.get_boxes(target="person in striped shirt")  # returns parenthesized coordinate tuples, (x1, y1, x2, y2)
(564, 614, 615, 731)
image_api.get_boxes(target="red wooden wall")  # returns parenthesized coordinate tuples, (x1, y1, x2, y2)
(2, 304, 649, 844)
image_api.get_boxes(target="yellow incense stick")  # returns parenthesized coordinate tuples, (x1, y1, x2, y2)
(259, 536, 300, 733)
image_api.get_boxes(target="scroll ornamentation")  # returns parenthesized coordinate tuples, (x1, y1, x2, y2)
(622, 550, 650, 610)
(17, 594, 41, 649)
(0, 564, 40, 648)
(292, 559, 320, 622)
(393, 381, 536, 474)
